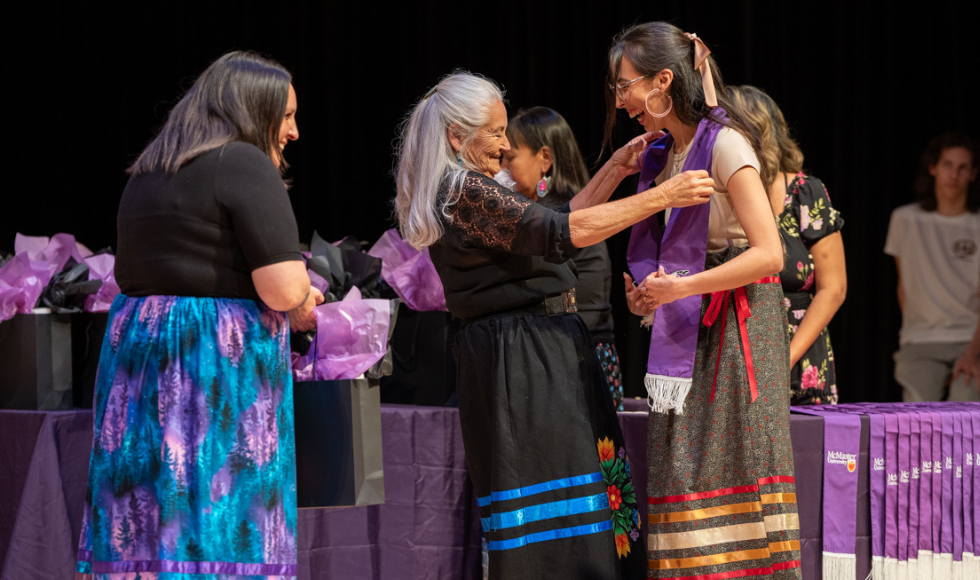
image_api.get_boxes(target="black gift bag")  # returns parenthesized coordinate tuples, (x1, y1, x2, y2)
(71, 312, 109, 409)
(0, 311, 73, 410)
(293, 377, 385, 508)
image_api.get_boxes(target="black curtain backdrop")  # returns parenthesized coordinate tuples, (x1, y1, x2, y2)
(4, 1, 979, 403)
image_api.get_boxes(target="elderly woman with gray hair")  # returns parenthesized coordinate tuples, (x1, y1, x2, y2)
(394, 71, 713, 580)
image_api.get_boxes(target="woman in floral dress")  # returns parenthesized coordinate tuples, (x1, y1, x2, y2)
(730, 86, 847, 405)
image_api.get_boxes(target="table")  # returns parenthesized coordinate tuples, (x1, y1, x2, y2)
(0, 406, 482, 580)
(0, 405, 843, 579)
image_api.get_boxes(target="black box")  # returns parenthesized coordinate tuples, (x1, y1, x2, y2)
(0, 311, 73, 410)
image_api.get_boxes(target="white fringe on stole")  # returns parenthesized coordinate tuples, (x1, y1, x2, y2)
(934, 553, 952, 579)
(896, 561, 907, 580)
(963, 552, 976, 580)
(906, 558, 917, 580)
(884, 557, 898, 580)
(644, 374, 692, 415)
(872, 556, 884, 580)
(916, 550, 933, 580)
(951, 559, 963, 580)
(822, 552, 856, 580)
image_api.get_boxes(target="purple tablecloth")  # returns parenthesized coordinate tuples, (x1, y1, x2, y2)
(0, 406, 482, 580)
(0, 404, 843, 579)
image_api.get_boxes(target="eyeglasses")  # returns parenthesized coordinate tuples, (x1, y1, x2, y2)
(609, 75, 646, 100)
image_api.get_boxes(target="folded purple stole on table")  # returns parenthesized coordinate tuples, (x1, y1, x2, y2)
(795, 402, 980, 580)
(968, 409, 979, 578)
(884, 414, 900, 579)
(627, 112, 726, 414)
(792, 407, 861, 580)
(898, 414, 911, 579)
(966, 409, 978, 578)
(869, 413, 886, 580)
(918, 411, 935, 578)
(907, 412, 921, 579)
(930, 410, 944, 576)
(940, 412, 954, 578)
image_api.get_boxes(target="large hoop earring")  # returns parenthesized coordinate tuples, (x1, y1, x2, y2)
(645, 89, 672, 118)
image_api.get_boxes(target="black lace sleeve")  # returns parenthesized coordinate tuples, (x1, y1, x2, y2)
(443, 172, 578, 263)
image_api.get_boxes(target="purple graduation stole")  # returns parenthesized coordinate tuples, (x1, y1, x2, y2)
(918, 412, 935, 572)
(940, 412, 954, 577)
(884, 414, 899, 577)
(907, 412, 921, 577)
(969, 408, 980, 577)
(898, 413, 911, 577)
(791, 406, 861, 580)
(626, 112, 726, 413)
(869, 414, 886, 579)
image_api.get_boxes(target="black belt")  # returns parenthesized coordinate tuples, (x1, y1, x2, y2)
(462, 288, 577, 326)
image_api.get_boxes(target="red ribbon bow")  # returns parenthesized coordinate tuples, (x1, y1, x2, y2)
(701, 276, 780, 404)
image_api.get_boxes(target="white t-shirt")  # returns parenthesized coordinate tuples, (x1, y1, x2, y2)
(655, 127, 761, 253)
(884, 203, 980, 345)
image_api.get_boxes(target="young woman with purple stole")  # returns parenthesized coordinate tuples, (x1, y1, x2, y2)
(608, 23, 802, 579)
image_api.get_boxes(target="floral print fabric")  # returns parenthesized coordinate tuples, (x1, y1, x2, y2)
(76, 294, 296, 579)
(595, 342, 624, 411)
(597, 437, 641, 558)
(776, 173, 843, 405)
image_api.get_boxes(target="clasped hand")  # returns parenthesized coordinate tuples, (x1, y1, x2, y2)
(624, 266, 685, 317)
(288, 287, 325, 332)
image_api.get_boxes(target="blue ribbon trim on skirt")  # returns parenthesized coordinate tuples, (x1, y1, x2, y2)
(487, 521, 613, 551)
(480, 493, 610, 532)
(476, 472, 603, 507)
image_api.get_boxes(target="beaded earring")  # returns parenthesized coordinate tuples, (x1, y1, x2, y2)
(536, 175, 551, 198)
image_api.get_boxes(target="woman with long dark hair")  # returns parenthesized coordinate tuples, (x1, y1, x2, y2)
(609, 22, 801, 579)
(75, 51, 320, 579)
(500, 106, 625, 410)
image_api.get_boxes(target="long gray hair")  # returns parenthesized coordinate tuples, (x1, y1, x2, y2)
(394, 71, 505, 249)
(130, 51, 291, 176)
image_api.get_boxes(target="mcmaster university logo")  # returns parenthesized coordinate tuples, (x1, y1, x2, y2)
(828, 451, 858, 473)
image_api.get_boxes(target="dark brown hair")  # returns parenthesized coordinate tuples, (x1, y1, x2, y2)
(603, 22, 772, 187)
(130, 51, 291, 176)
(914, 132, 980, 212)
(727, 85, 804, 186)
(506, 107, 590, 204)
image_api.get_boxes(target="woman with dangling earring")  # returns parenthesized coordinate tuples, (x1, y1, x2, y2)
(606, 22, 802, 579)
(498, 106, 625, 411)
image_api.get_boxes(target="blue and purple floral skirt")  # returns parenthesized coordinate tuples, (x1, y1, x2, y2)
(75, 294, 297, 579)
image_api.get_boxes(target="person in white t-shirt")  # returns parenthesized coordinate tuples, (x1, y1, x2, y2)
(885, 132, 980, 401)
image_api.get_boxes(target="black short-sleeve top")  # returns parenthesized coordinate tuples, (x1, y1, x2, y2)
(428, 171, 579, 320)
(115, 142, 302, 301)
